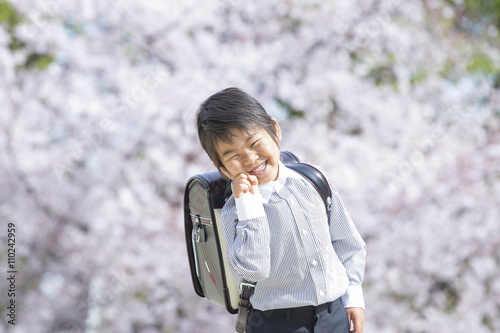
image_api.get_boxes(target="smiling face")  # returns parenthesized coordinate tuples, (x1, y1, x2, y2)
(215, 120, 282, 185)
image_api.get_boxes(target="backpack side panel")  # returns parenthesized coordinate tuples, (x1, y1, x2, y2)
(184, 174, 239, 314)
(184, 178, 205, 298)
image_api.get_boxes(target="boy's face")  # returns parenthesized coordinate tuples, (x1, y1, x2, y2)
(215, 119, 282, 186)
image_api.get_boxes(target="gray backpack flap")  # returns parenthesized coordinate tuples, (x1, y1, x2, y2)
(184, 169, 240, 313)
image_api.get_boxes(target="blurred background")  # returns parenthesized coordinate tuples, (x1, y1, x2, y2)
(1, 0, 499, 332)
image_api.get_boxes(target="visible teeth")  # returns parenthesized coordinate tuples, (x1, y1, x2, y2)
(254, 162, 266, 173)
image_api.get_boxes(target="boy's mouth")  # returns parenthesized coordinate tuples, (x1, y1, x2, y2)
(249, 161, 267, 175)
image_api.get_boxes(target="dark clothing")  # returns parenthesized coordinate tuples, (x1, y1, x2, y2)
(246, 298, 349, 333)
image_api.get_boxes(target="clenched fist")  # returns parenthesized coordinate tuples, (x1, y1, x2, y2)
(232, 173, 259, 198)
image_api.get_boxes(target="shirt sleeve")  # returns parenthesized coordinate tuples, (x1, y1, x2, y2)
(327, 183, 367, 309)
(221, 195, 271, 283)
(235, 192, 266, 221)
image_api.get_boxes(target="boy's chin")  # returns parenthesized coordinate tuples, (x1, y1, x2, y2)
(258, 167, 279, 185)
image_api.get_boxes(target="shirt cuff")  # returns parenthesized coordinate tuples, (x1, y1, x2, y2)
(341, 285, 365, 310)
(235, 192, 265, 221)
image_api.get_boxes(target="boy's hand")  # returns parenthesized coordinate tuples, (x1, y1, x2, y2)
(232, 173, 259, 198)
(346, 307, 365, 333)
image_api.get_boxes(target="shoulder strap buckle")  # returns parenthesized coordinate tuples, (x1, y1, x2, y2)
(235, 282, 255, 332)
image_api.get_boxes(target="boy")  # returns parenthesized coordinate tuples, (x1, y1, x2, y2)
(196, 88, 366, 333)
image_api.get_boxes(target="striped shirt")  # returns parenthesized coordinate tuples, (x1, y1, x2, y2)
(221, 161, 366, 311)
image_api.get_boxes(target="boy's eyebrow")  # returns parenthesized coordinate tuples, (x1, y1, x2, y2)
(221, 132, 257, 157)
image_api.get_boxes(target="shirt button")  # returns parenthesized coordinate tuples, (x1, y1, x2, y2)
(302, 228, 307, 235)
(312, 259, 317, 266)
(320, 290, 325, 297)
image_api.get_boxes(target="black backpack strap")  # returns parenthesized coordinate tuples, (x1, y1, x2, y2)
(235, 282, 255, 333)
(280, 151, 301, 164)
(287, 163, 333, 212)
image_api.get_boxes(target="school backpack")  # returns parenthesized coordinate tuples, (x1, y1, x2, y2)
(183, 151, 332, 321)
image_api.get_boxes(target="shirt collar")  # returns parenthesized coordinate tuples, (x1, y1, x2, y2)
(259, 161, 303, 203)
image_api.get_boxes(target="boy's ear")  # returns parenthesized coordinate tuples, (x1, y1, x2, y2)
(272, 118, 282, 143)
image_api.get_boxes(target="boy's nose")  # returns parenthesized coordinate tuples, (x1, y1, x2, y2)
(242, 151, 258, 168)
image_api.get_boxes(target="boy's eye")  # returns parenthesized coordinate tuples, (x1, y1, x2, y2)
(251, 139, 261, 147)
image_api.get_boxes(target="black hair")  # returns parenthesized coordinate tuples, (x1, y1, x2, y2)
(196, 87, 278, 170)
